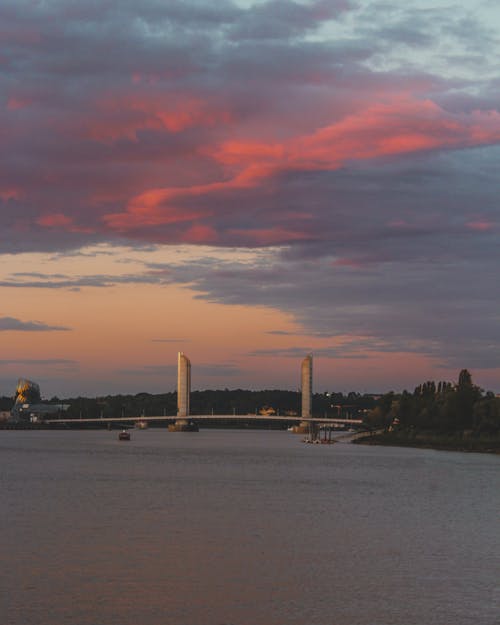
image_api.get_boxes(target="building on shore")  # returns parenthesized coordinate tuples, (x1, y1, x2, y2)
(9, 378, 69, 423)
(177, 352, 191, 417)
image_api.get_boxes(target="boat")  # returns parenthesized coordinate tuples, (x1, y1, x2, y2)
(118, 430, 131, 441)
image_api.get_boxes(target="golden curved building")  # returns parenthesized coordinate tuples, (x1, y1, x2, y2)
(14, 378, 41, 406)
(10, 378, 69, 422)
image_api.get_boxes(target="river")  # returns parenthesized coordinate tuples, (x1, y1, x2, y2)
(1, 429, 498, 625)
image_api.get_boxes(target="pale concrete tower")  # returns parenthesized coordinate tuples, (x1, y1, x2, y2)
(301, 354, 313, 418)
(177, 352, 191, 417)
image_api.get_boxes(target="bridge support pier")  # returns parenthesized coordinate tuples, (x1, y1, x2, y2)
(168, 419, 199, 432)
(290, 421, 310, 434)
(308, 421, 318, 441)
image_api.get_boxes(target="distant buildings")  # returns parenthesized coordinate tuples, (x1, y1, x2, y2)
(9, 378, 69, 423)
(258, 406, 276, 416)
(177, 352, 191, 417)
(301, 354, 313, 419)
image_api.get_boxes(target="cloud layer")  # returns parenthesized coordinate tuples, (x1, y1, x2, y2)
(1, 0, 500, 389)
(2, 0, 499, 251)
(0, 316, 70, 332)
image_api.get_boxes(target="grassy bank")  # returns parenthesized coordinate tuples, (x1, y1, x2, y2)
(354, 430, 500, 454)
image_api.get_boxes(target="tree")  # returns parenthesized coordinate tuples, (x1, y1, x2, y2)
(473, 395, 500, 434)
(458, 369, 473, 389)
(453, 369, 481, 430)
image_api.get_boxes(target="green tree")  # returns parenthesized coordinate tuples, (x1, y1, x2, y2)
(473, 394, 500, 434)
(454, 369, 481, 430)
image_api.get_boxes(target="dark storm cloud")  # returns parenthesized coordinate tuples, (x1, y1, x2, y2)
(0, 316, 71, 331)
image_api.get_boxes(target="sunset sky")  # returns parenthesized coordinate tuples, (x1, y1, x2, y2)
(1, 0, 500, 398)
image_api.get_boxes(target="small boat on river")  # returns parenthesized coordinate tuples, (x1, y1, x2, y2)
(118, 430, 131, 441)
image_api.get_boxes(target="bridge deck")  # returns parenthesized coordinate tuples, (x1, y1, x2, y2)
(45, 414, 363, 425)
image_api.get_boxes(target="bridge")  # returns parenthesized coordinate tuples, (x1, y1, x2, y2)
(45, 414, 363, 426)
(44, 413, 364, 441)
(29, 352, 368, 437)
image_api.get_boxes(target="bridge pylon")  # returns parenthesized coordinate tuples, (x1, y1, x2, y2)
(171, 352, 198, 431)
(290, 354, 314, 434)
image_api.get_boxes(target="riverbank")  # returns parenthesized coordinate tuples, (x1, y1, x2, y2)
(354, 430, 500, 454)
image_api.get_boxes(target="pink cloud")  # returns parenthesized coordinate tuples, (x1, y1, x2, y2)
(37, 213, 73, 228)
(210, 96, 500, 178)
(214, 141, 286, 165)
(181, 224, 219, 243)
(7, 97, 32, 111)
(103, 169, 266, 231)
(466, 220, 494, 232)
(292, 98, 500, 166)
(83, 94, 233, 142)
(102, 95, 500, 244)
(332, 258, 365, 269)
(226, 227, 312, 246)
(0, 188, 22, 201)
(104, 187, 213, 231)
(37, 213, 94, 233)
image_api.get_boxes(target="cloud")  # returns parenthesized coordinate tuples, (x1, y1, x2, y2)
(118, 365, 177, 376)
(118, 362, 243, 377)
(1, 0, 499, 254)
(102, 100, 500, 245)
(1, 0, 500, 387)
(0, 271, 173, 290)
(0, 316, 71, 331)
(227, 0, 352, 41)
(0, 359, 77, 366)
(195, 364, 243, 377)
(147, 225, 500, 371)
(152, 338, 190, 343)
(250, 345, 370, 359)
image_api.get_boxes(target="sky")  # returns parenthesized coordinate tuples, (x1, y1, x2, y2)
(1, 0, 500, 398)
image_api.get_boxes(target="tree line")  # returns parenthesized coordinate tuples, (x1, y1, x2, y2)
(366, 369, 500, 435)
(0, 388, 376, 420)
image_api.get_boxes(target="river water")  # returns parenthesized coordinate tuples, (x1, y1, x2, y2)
(0, 429, 498, 625)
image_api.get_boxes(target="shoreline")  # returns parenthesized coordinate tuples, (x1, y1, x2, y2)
(354, 432, 500, 454)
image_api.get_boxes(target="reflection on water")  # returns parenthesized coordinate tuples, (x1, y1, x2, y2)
(1, 430, 499, 625)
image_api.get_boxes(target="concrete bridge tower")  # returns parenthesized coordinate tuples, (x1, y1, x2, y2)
(301, 353, 313, 419)
(177, 352, 191, 417)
